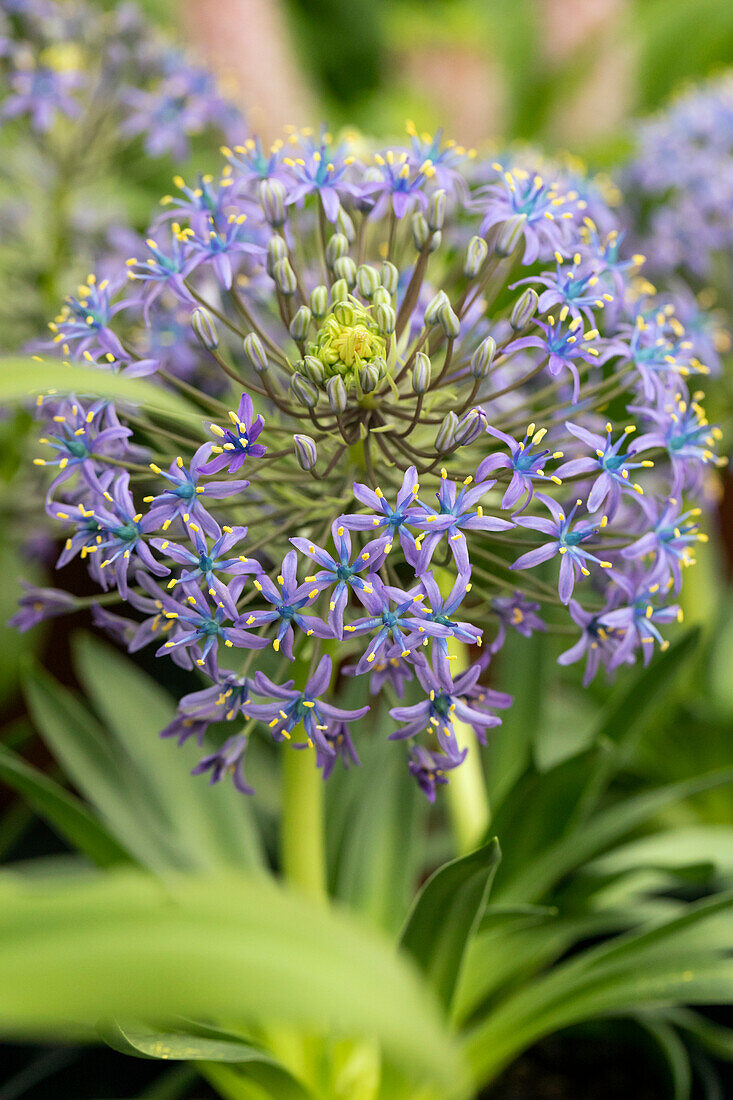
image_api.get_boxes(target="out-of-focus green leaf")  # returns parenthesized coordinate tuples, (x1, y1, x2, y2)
(400, 838, 500, 1015)
(0, 742, 128, 866)
(635, 1014, 693, 1100)
(0, 867, 466, 1096)
(72, 635, 264, 871)
(0, 357, 198, 420)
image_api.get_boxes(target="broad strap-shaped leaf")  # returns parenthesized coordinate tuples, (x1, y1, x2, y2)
(102, 1021, 313, 1099)
(0, 357, 198, 421)
(0, 867, 467, 1096)
(400, 838, 501, 1014)
(0, 743, 129, 867)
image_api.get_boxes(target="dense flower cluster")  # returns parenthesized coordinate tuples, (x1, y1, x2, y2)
(17, 122, 725, 800)
(0, 0, 240, 152)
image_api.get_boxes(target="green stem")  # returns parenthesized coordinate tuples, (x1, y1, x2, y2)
(445, 728, 490, 855)
(280, 742, 327, 900)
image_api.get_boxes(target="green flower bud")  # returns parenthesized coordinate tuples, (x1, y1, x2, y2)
(331, 278, 349, 303)
(302, 354, 325, 384)
(273, 257, 297, 296)
(336, 206, 355, 241)
(333, 255, 357, 287)
(465, 235, 488, 277)
(290, 372, 319, 407)
(454, 407, 487, 447)
(412, 212, 430, 251)
(412, 351, 431, 393)
(258, 178, 287, 227)
(359, 363, 380, 393)
(427, 230, 442, 253)
(371, 285, 392, 308)
(356, 264, 380, 299)
(424, 290, 449, 325)
(243, 332, 268, 373)
(191, 307, 218, 351)
(374, 302, 396, 335)
(427, 188, 446, 231)
(309, 298, 387, 383)
(381, 261, 398, 294)
(325, 233, 349, 268)
(310, 284, 329, 319)
(470, 336, 496, 378)
(266, 234, 288, 277)
(327, 374, 347, 414)
(438, 303, 460, 338)
(293, 434, 317, 470)
(435, 411, 458, 453)
(510, 287, 539, 331)
(496, 214, 527, 257)
(289, 305, 312, 342)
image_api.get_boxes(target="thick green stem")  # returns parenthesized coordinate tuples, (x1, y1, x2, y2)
(280, 740, 327, 899)
(445, 726, 490, 855)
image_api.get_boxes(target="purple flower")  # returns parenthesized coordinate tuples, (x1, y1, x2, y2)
(283, 134, 361, 221)
(473, 165, 582, 264)
(557, 598, 624, 685)
(517, 253, 614, 322)
(90, 472, 170, 597)
(489, 591, 546, 654)
(125, 229, 197, 319)
(49, 276, 127, 360)
(238, 549, 332, 658)
(187, 214, 263, 290)
(507, 316, 610, 404)
(601, 585, 682, 669)
(290, 520, 387, 639)
(389, 656, 502, 761)
(246, 654, 369, 757)
(555, 420, 654, 518)
(315, 720, 361, 779)
(410, 469, 513, 574)
(161, 672, 255, 745)
(512, 493, 613, 604)
(192, 733, 254, 795)
(347, 575, 452, 675)
(200, 393, 267, 475)
(155, 584, 268, 666)
(145, 444, 250, 537)
(417, 570, 483, 677)
(477, 423, 563, 513)
(343, 647, 415, 698)
(408, 744, 466, 802)
(34, 395, 132, 499)
(621, 500, 705, 593)
(9, 582, 76, 631)
(2, 65, 83, 131)
(630, 387, 724, 494)
(340, 465, 422, 565)
(359, 151, 435, 219)
(151, 523, 261, 619)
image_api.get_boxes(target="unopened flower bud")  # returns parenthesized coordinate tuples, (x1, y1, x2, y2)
(428, 230, 442, 253)
(427, 188, 446, 231)
(310, 284, 329, 318)
(438, 303, 460, 339)
(424, 290, 449, 326)
(289, 305, 312, 342)
(333, 256, 357, 287)
(273, 257, 297, 296)
(290, 372, 319, 407)
(371, 285, 392, 308)
(359, 363, 380, 393)
(412, 352, 431, 393)
(191, 307, 218, 351)
(455, 407, 488, 447)
(293, 434, 317, 470)
(327, 375, 347, 413)
(336, 206, 355, 241)
(381, 261, 398, 294)
(375, 302, 396, 335)
(465, 235, 488, 277)
(496, 214, 527, 257)
(411, 212, 430, 251)
(435, 411, 458, 453)
(470, 336, 497, 378)
(325, 233, 349, 268)
(331, 277, 349, 303)
(266, 234, 288, 276)
(243, 332, 268, 373)
(302, 354, 325, 384)
(356, 264, 380, 299)
(510, 287, 538, 331)
(259, 178, 286, 227)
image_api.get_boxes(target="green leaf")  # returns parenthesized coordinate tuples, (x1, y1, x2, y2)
(634, 1015, 693, 1100)
(0, 357, 198, 420)
(400, 838, 501, 1014)
(0, 867, 466, 1096)
(0, 743, 128, 867)
(72, 635, 264, 871)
